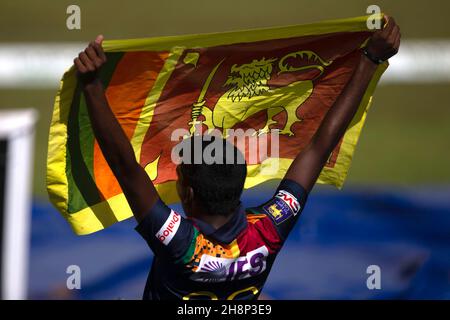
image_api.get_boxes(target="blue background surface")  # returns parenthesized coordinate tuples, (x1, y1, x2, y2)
(29, 183, 450, 299)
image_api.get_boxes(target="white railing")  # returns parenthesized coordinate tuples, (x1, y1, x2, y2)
(0, 40, 449, 88)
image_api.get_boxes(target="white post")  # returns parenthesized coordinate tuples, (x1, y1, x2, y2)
(0, 109, 37, 300)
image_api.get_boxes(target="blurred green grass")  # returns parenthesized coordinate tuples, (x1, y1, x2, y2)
(1, 0, 449, 197)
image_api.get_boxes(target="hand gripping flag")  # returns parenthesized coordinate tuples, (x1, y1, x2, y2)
(47, 15, 388, 235)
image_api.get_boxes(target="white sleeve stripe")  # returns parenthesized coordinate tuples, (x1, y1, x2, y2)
(155, 210, 181, 246)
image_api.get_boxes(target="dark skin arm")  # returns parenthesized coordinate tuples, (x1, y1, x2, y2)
(74, 35, 158, 222)
(285, 16, 401, 192)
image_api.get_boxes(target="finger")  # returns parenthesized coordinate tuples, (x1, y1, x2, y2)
(385, 15, 397, 28)
(394, 25, 401, 39)
(85, 46, 98, 61)
(79, 52, 95, 71)
(382, 15, 395, 35)
(393, 32, 401, 52)
(74, 57, 87, 73)
(388, 25, 400, 42)
(85, 46, 103, 67)
(389, 16, 397, 28)
(90, 41, 107, 62)
(384, 15, 397, 28)
(382, 14, 389, 28)
(95, 34, 104, 45)
(383, 20, 398, 41)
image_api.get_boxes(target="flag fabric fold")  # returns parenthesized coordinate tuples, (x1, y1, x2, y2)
(47, 15, 387, 235)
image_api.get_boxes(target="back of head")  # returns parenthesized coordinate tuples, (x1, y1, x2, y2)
(178, 135, 247, 216)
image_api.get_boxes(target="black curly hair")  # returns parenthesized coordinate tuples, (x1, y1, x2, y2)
(178, 135, 247, 216)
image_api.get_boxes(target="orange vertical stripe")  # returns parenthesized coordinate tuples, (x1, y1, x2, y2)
(93, 51, 169, 200)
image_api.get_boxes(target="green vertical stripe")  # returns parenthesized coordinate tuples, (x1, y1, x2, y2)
(179, 228, 200, 265)
(66, 52, 125, 213)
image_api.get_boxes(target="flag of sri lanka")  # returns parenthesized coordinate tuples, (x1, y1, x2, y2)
(47, 15, 388, 235)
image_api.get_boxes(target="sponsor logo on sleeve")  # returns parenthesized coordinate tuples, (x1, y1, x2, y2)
(155, 210, 181, 245)
(263, 190, 300, 224)
(276, 190, 300, 214)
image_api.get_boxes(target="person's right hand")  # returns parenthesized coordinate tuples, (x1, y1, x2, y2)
(364, 15, 401, 63)
(74, 35, 107, 84)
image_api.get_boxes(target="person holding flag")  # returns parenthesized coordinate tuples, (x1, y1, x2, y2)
(72, 16, 400, 300)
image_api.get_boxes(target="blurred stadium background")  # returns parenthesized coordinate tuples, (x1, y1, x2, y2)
(0, 0, 449, 299)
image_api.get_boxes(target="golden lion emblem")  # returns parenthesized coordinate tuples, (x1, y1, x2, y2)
(268, 203, 283, 219)
(189, 50, 332, 136)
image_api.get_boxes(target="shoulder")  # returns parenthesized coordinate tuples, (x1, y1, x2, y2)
(245, 179, 309, 242)
(135, 200, 196, 262)
(242, 210, 283, 253)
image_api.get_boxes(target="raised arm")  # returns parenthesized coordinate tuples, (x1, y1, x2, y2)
(74, 35, 159, 222)
(284, 16, 401, 193)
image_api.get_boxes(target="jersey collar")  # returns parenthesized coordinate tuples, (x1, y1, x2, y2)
(191, 204, 247, 244)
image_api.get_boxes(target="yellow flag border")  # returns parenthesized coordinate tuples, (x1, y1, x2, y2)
(102, 15, 379, 52)
(46, 67, 76, 217)
(47, 14, 386, 235)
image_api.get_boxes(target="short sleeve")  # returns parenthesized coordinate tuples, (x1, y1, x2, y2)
(135, 199, 195, 262)
(248, 179, 308, 241)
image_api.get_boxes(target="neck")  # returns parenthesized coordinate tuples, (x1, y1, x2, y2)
(188, 202, 235, 229)
(197, 213, 234, 229)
